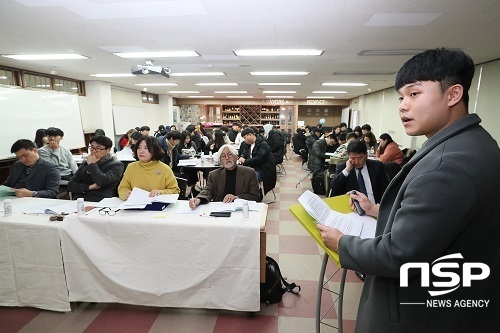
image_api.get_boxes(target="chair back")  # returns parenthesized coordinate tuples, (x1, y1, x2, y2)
(175, 176, 189, 200)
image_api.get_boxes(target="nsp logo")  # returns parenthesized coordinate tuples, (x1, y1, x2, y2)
(400, 253, 490, 296)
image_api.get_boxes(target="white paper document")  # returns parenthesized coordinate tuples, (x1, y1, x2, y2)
(44, 201, 78, 214)
(298, 190, 364, 237)
(177, 159, 197, 166)
(0, 185, 15, 197)
(94, 197, 124, 208)
(119, 187, 179, 209)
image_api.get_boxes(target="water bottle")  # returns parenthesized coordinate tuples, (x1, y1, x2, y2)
(242, 200, 249, 218)
(77, 198, 85, 216)
(209, 151, 213, 159)
(200, 151, 205, 161)
(4, 199, 12, 217)
(369, 147, 375, 155)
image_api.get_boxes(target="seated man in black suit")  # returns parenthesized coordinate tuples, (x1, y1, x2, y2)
(331, 140, 389, 204)
(238, 128, 276, 196)
(4, 139, 60, 198)
(188, 144, 261, 209)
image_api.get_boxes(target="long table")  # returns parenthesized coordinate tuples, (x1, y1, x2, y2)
(0, 197, 266, 312)
(0, 198, 71, 312)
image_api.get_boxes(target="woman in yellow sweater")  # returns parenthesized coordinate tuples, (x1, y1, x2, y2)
(118, 136, 179, 200)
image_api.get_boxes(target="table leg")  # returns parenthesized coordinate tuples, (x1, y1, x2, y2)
(316, 253, 329, 333)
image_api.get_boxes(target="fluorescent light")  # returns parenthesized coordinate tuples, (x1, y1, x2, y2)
(135, 83, 178, 86)
(306, 96, 336, 99)
(214, 91, 248, 94)
(257, 83, 301, 86)
(312, 90, 347, 94)
(234, 49, 324, 56)
(0, 76, 7, 79)
(90, 73, 135, 77)
(2, 54, 88, 60)
(266, 96, 294, 98)
(168, 91, 200, 94)
(170, 72, 225, 76)
(321, 83, 367, 87)
(358, 49, 425, 56)
(187, 96, 214, 98)
(195, 83, 238, 86)
(250, 72, 309, 76)
(263, 91, 296, 94)
(113, 51, 199, 58)
(226, 96, 253, 98)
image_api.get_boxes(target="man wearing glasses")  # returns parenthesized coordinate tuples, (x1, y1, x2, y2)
(189, 144, 261, 208)
(67, 135, 124, 202)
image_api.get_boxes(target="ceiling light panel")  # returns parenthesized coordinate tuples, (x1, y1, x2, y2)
(2, 54, 88, 60)
(214, 91, 248, 94)
(306, 96, 336, 99)
(113, 51, 200, 58)
(312, 91, 348, 94)
(234, 49, 324, 56)
(250, 72, 309, 76)
(257, 83, 302, 86)
(195, 83, 238, 86)
(170, 72, 225, 76)
(263, 91, 296, 94)
(135, 83, 178, 86)
(168, 91, 200, 94)
(321, 83, 367, 86)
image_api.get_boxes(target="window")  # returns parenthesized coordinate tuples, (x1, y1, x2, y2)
(0, 67, 21, 86)
(141, 92, 159, 104)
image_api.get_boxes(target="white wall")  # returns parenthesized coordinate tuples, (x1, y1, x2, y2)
(351, 59, 500, 149)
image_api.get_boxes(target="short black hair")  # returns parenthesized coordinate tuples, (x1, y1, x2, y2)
(395, 48, 475, 109)
(339, 122, 347, 128)
(140, 126, 150, 131)
(241, 128, 256, 137)
(185, 125, 195, 133)
(337, 133, 347, 141)
(347, 140, 368, 154)
(130, 131, 144, 141)
(346, 132, 357, 141)
(93, 129, 106, 136)
(220, 126, 229, 133)
(133, 136, 165, 161)
(89, 135, 113, 149)
(46, 127, 64, 137)
(166, 130, 182, 140)
(361, 124, 371, 131)
(11, 139, 36, 153)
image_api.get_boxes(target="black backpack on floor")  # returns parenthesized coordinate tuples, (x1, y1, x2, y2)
(260, 256, 301, 305)
(311, 173, 326, 195)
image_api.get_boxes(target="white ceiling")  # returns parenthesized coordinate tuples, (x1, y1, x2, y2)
(1, 0, 500, 100)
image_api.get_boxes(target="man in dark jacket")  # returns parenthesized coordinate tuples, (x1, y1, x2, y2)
(307, 133, 337, 177)
(68, 135, 124, 202)
(265, 126, 285, 164)
(5, 139, 60, 198)
(330, 140, 389, 203)
(238, 128, 276, 195)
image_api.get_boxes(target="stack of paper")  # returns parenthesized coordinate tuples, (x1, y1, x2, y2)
(0, 185, 15, 197)
(177, 159, 197, 166)
(298, 190, 364, 237)
(119, 187, 179, 210)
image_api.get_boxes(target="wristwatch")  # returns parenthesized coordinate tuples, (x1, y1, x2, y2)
(32, 191, 38, 197)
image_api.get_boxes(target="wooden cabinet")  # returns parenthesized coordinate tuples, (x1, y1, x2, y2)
(221, 105, 287, 127)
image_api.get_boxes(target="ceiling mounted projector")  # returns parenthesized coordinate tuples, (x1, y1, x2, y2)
(131, 60, 171, 78)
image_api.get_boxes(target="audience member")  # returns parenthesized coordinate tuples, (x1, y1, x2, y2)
(238, 128, 276, 195)
(330, 140, 389, 203)
(219, 126, 231, 144)
(307, 133, 338, 177)
(158, 130, 183, 170)
(68, 135, 124, 202)
(361, 124, 372, 135)
(266, 125, 285, 164)
(93, 129, 105, 137)
(154, 125, 166, 138)
(339, 122, 348, 134)
(118, 136, 179, 200)
(119, 128, 137, 149)
(305, 127, 323, 151)
(353, 126, 363, 139)
(4, 139, 60, 198)
(292, 128, 307, 155)
(38, 127, 78, 181)
(331, 132, 357, 158)
(227, 122, 241, 143)
(363, 132, 378, 153)
(376, 133, 404, 165)
(34, 128, 48, 148)
(140, 126, 150, 136)
(189, 144, 260, 208)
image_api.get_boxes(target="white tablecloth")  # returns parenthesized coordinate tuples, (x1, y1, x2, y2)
(60, 202, 263, 311)
(0, 198, 70, 312)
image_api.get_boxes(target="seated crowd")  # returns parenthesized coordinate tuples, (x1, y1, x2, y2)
(4, 121, 289, 205)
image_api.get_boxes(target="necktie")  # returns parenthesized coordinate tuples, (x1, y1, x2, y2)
(357, 167, 367, 196)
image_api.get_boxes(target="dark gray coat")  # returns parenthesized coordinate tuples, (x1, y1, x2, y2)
(339, 114, 500, 332)
(4, 158, 60, 198)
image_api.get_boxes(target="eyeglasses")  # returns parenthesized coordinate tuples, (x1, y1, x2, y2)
(88, 146, 107, 152)
(219, 153, 234, 160)
(99, 207, 120, 216)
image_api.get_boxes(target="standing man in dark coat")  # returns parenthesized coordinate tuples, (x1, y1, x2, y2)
(317, 48, 500, 332)
(238, 128, 276, 195)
